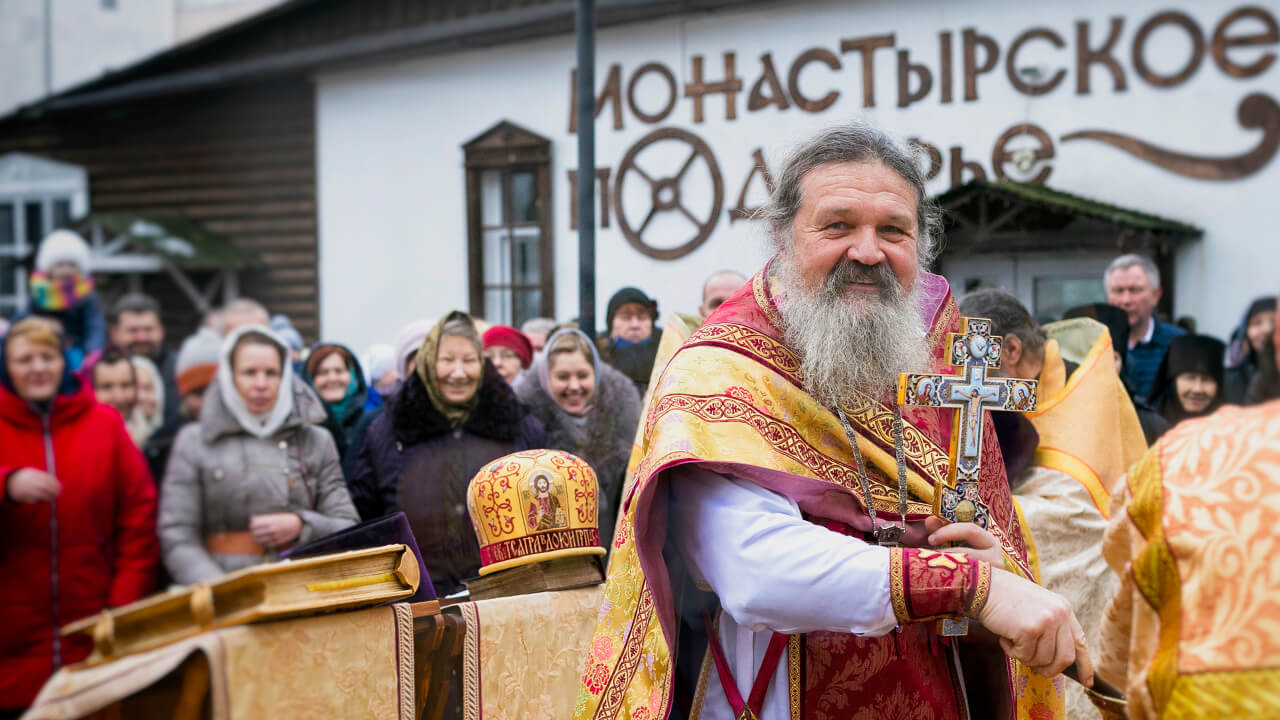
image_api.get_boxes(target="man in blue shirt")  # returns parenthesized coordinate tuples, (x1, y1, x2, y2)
(1105, 253, 1184, 402)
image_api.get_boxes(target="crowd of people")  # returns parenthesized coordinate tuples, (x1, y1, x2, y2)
(0, 226, 749, 715)
(1, 176, 1276, 717)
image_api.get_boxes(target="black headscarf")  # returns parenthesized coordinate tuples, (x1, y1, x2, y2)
(1152, 334, 1227, 426)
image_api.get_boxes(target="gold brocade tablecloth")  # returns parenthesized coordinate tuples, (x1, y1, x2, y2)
(23, 603, 415, 720)
(459, 585, 604, 720)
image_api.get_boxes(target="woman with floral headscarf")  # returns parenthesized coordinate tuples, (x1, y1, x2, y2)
(349, 311, 545, 595)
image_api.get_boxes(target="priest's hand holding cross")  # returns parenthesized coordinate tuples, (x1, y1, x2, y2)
(899, 316, 1093, 685)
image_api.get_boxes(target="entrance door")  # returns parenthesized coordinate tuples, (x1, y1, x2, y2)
(941, 251, 1114, 322)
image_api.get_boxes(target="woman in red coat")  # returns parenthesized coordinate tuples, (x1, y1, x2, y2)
(0, 317, 159, 715)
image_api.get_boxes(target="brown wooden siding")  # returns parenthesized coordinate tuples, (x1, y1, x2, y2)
(0, 79, 319, 343)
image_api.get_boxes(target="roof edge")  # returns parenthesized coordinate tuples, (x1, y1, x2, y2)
(3, 0, 767, 121)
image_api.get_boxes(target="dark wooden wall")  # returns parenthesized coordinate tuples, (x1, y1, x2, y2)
(0, 79, 319, 343)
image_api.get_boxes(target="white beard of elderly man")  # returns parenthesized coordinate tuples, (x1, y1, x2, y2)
(574, 122, 1090, 720)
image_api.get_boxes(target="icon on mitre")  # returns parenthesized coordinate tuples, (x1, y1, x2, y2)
(465, 450, 607, 600)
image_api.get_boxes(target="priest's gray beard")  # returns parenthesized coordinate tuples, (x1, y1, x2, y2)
(774, 251, 928, 408)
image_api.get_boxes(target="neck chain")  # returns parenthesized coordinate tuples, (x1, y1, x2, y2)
(836, 402, 910, 547)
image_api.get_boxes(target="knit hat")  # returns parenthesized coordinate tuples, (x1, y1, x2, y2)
(175, 327, 222, 396)
(36, 229, 91, 275)
(605, 287, 658, 332)
(394, 318, 435, 378)
(482, 325, 534, 369)
(269, 314, 304, 352)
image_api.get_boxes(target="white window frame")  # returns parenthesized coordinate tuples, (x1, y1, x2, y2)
(0, 153, 89, 317)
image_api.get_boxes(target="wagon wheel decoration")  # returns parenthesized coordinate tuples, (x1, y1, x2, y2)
(611, 127, 724, 260)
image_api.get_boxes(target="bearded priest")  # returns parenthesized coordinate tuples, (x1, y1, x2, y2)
(573, 122, 1091, 720)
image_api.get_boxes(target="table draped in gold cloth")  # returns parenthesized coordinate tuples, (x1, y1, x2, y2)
(459, 585, 604, 720)
(22, 603, 415, 720)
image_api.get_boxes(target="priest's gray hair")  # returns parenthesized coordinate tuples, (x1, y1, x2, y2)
(761, 121, 942, 269)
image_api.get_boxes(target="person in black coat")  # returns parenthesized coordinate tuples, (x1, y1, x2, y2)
(303, 342, 372, 452)
(597, 287, 662, 395)
(348, 311, 545, 596)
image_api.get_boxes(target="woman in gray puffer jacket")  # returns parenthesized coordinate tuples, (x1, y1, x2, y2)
(159, 325, 359, 585)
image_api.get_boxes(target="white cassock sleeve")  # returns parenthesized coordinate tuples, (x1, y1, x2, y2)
(671, 464, 898, 636)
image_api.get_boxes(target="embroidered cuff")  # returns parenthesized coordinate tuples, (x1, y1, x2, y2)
(889, 548, 990, 624)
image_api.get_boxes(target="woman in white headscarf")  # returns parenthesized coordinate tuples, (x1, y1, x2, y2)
(127, 355, 165, 446)
(158, 325, 358, 585)
(512, 328, 641, 537)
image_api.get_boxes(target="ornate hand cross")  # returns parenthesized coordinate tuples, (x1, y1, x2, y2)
(897, 317, 1038, 635)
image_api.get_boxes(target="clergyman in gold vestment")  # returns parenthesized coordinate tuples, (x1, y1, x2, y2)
(1099, 315, 1280, 719)
(574, 122, 1092, 720)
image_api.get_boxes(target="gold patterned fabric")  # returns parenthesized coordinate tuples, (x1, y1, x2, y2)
(573, 269, 1052, 720)
(1016, 319, 1146, 720)
(614, 311, 702, 548)
(460, 585, 604, 720)
(1029, 320, 1149, 518)
(1099, 400, 1280, 719)
(23, 604, 416, 720)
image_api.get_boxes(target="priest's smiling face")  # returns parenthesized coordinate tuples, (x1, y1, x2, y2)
(774, 159, 929, 405)
(790, 160, 921, 299)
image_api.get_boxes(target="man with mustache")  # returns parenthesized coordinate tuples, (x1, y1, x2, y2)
(108, 293, 180, 426)
(575, 122, 1089, 720)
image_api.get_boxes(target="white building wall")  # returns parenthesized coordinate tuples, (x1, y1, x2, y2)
(50, 0, 175, 96)
(316, 0, 1280, 351)
(175, 0, 282, 42)
(0, 0, 285, 117)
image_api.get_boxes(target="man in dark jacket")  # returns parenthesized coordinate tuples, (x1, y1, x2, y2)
(1104, 253, 1184, 402)
(109, 293, 180, 425)
(599, 286, 662, 395)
